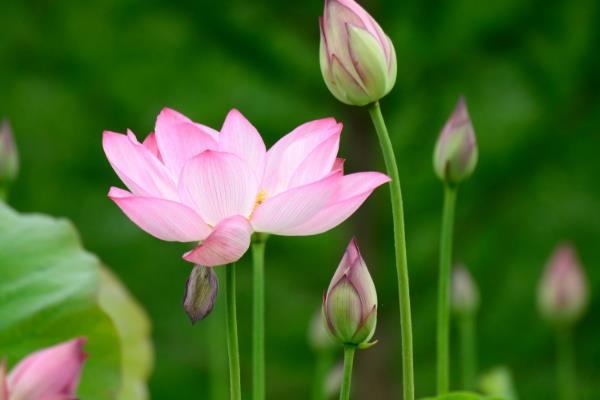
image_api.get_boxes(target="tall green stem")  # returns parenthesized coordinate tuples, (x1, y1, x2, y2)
(339, 346, 356, 400)
(458, 314, 477, 390)
(208, 268, 228, 400)
(225, 263, 242, 400)
(437, 185, 457, 394)
(556, 325, 576, 400)
(367, 101, 414, 400)
(252, 234, 267, 400)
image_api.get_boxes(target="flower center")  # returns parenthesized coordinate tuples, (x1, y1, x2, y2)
(249, 190, 267, 219)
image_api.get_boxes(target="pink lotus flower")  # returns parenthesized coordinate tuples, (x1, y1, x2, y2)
(0, 337, 87, 400)
(104, 108, 389, 266)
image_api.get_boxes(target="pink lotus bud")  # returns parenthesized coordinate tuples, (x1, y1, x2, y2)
(5, 337, 87, 400)
(319, 0, 397, 106)
(433, 97, 478, 184)
(0, 119, 19, 192)
(183, 264, 219, 324)
(323, 238, 377, 346)
(451, 264, 480, 316)
(538, 244, 589, 325)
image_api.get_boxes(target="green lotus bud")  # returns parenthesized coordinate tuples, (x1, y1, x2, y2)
(319, 0, 397, 106)
(538, 243, 588, 325)
(0, 119, 19, 196)
(323, 238, 377, 346)
(183, 265, 218, 324)
(433, 97, 478, 185)
(480, 366, 519, 400)
(451, 264, 480, 316)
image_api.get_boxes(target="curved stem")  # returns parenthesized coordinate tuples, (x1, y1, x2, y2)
(225, 263, 242, 400)
(339, 346, 356, 400)
(556, 325, 576, 400)
(437, 185, 457, 394)
(367, 101, 414, 400)
(459, 314, 477, 391)
(252, 234, 268, 400)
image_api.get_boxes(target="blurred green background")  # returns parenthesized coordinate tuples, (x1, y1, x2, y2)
(1, 0, 599, 398)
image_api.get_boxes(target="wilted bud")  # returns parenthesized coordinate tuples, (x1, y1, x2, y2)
(0, 119, 19, 192)
(319, 0, 397, 106)
(323, 238, 377, 347)
(538, 244, 588, 325)
(308, 309, 336, 353)
(451, 264, 480, 316)
(183, 265, 218, 324)
(433, 97, 478, 185)
(4, 337, 87, 400)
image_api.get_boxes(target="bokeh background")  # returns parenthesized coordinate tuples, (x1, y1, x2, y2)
(1, 0, 599, 398)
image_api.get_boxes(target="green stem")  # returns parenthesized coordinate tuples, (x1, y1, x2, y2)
(458, 314, 477, 391)
(312, 352, 334, 400)
(367, 101, 414, 400)
(208, 268, 228, 400)
(437, 185, 457, 394)
(556, 325, 576, 400)
(252, 234, 267, 400)
(225, 263, 242, 400)
(339, 346, 356, 400)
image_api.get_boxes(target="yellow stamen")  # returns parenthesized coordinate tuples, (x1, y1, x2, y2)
(249, 190, 267, 219)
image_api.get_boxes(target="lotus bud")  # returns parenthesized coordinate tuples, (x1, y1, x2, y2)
(451, 264, 480, 316)
(433, 97, 478, 185)
(5, 337, 87, 400)
(479, 366, 519, 400)
(183, 265, 218, 324)
(0, 119, 19, 194)
(323, 238, 377, 347)
(308, 309, 336, 353)
(319, 0, 397, 106)
(538, 243, 588, 325)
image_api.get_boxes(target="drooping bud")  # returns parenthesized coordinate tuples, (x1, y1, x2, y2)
(433, 97, 478, 185)
(6, 337, 87, 400)
(323, 238, 377, 347)
(319, 0, 397, 106)
(183, 264, 219, 324)
(0, 119, 19, 196)
(451, 264, 480, 316)
(538, 243, 588, 325)
(308, 309, 336, 353)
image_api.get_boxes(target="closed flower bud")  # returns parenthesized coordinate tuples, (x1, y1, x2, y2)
(0, 119, 19, 192)
(323, 238, 377, 346)
(319, 0, 397, 106)
(183, 265, 218, 324)
(538, 243, 588, 325)
(451, 264, 480, 316)
(433, 97, 478, 184)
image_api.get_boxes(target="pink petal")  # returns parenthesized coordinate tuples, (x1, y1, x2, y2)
(109, 187, 211, 242)
(288, 129, 341, 188)
(332, 157, 346, 172)
(251, 171, 342, 234)
(284, 172, 390, 235)
(178, 150, 259, 226)
(155, 108, 219, 179)
(8, 338, 87, 400)
(183, 216, 252, 266)
(262, 118, 342, 195)
(142, 132, 162, 161)
(219, 109, 267, 180)
(103, 130, 178, 200)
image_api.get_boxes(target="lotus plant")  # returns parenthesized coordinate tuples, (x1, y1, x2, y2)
(434, 97, 478, 395)
(319, 1, 414, 397)
(538, 243, 589, 400)
(323, 238, 377, 400)
(0, 337, 86, 400)
(103, 108, 389, 400)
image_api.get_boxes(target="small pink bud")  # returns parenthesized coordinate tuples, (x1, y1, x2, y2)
(6, 337, 87, 400)
(323, 238, 377, 346)
(538, 244, 589, 325)
(183, 264, 219, 324)
(451, 264, 480, 316)
(0, 119, 19, 192)
(319, 0, 397, 106)
(433, 97, 478, 184)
